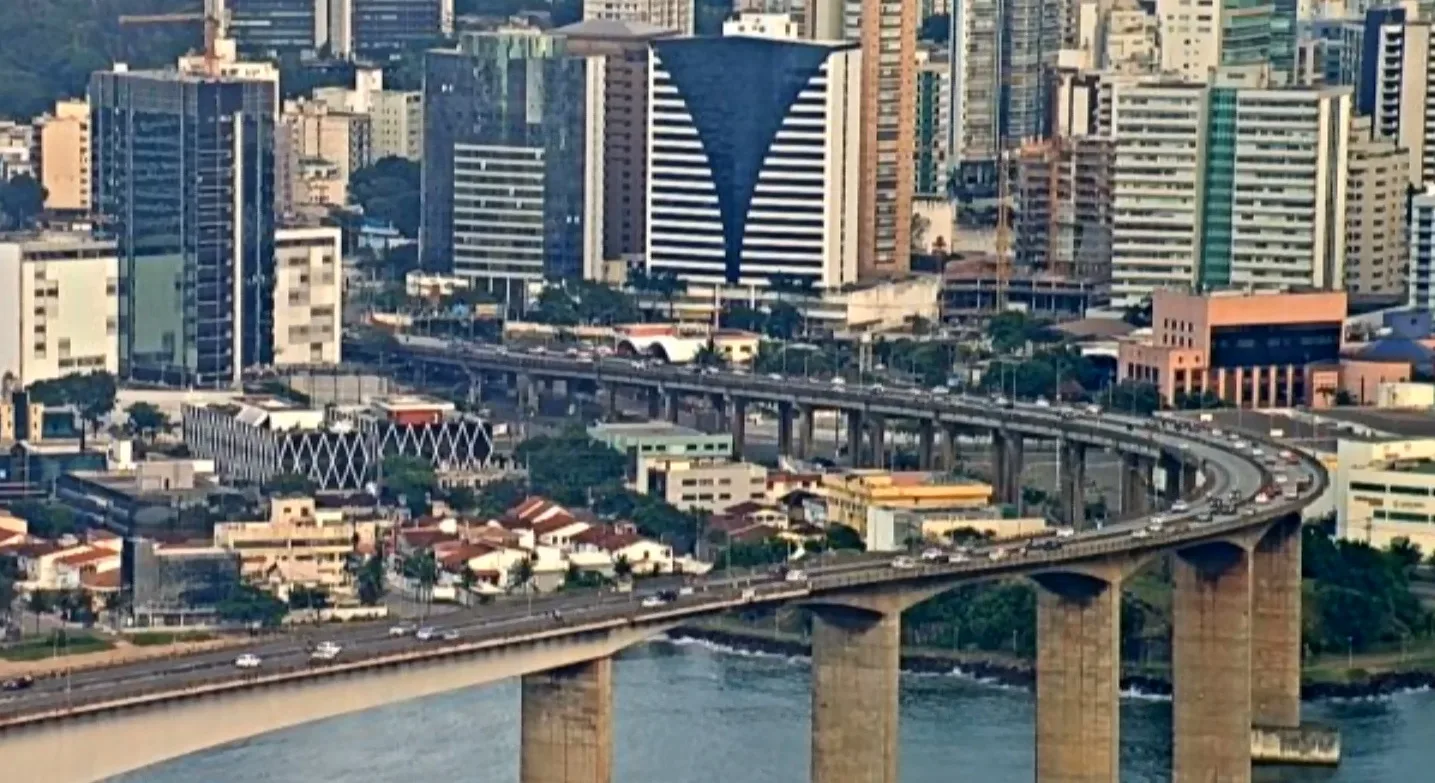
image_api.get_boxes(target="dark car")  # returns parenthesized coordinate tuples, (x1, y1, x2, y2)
(2, 675, 34, 691)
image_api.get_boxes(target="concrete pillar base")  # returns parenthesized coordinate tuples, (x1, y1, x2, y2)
(521, 658, 613, 783)
(1034, 573, 1120, 783)
(1253, 516, 1302, 728)
(1173, 543, 1253, 783)
(811, 607, 900, 783)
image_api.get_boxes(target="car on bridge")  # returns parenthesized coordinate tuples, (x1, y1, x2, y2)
(234, 654, 262, 670)
(309, 642, 342, 662)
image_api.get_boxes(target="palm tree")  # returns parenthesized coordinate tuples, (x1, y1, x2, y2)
(613, 554, 634, 581)
(508, 556, 535, 594)
(403, 549, 440, 618)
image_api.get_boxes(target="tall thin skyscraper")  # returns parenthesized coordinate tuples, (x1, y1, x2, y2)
(811, 0, 916, 278)
(89, 64, 277, 388)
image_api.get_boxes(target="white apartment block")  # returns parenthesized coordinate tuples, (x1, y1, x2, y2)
(1409, 188, 1435, 310)
(645, 17, 861, 289)
(0, 233, 119, 387)
(35, 99, 91, 213)
(370, 90, 423, 161)
(1346, 118, 1409, 297)
(272, 227, 343, 367)
(583, 0, 694, 34)
(1362, 17, 1435, 189)
(0, 120, 35, 180)
(1108, 82, 1351, 307)
(948, 0, 1001, 166)
(1337, 437, 1435, 554)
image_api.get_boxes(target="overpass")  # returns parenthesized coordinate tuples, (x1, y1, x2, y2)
(2, 341, 1328, 783)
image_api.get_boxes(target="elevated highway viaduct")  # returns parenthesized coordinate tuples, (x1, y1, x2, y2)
(0, 342, 1329, 783)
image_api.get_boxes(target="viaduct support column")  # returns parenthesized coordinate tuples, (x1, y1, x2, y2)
(1119, 454, 1150, 519)
(663, 392, 680, 423)
(1033, 573, 1121, 783)
(845, 410, 864, 466)
(797, 404, 815, 460)
(1159, 455, 1182, 504)
(646, 387, 662, 420)
(521, 658, 613, 783)
(517, 373, 536, 414)
(1059, 440, 1087, 529)
(917, 419, 935, 471)
(811, 607, 900, 783)
(710, 393, 728, 432)
(729, 396, 748, 457)
(868, 415, 888, 469)
(1252, 515, 1302, 729)
(991, 430, 1024, 506)
(1172, 543, 1253, 783)
(940, 424, 959, 473)
(777, 402, 795, 458)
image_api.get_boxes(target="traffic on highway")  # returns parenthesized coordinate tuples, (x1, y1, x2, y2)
(0, 347, 1326, 725)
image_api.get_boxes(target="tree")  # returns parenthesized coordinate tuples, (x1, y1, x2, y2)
(382, 455, 437, 517)
(693, 338, 726, 369)
(445, 485, 477, 512)
(824, 524, 865, 552)
(612, 554, 634, 580)
(349, 157, 421, 237)
(403, 549, 441, 612)
(216, 584, 288, 628)
(6, 500, 78, 540)
(514, 427, 626, 507)
(508, 555, 536, 593)
(0, 174, 46, 229)
(474, 479, 527, 520)
(1389, 537, 1424, 572)
(1107, 381, 1162, 415)
(124, 402, 170, 441)
(28, 371, 117, 447)
(357, 548, 387, 606)
(267, 472, 317, 496)
(287, 585, 331, 611)
(764, 301, 802, 340)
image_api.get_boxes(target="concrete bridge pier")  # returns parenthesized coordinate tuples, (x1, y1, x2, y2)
(710, 393, 728, 431)
(646, 387, 662, 420)
(991, 430, 1024, 506)
(729, 396, 748, 456)
(868, 415, 888, 468)
(1058, 440, 1087, 529)
(1119, 454, 1151, 518)
(662, 391, 681, 423)
(941, 424, 960, 473)
(810, 606, 900, 783)
(917, 419, 935, 470)
(797, 404, 815, 460)
(517, 372, 537, 414)
(1172, 541, 1253, 783)
(845, 410, 864, 466)
(1252, 515, 1302, 728)
(521, 657, 614, 783)
(777, 402, 794, 456)
(1033, 572, 1121, 783)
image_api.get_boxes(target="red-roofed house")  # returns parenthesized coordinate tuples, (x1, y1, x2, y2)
(531, 514, 592, 548)
(571, 526, 673, 575)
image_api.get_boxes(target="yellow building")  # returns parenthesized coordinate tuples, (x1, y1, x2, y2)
(821, 471, 993, 542)
(214, 496, 385, 590)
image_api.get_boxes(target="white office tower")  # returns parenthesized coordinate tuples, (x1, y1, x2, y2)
(949, 0, 1001, 169)
(583, 0, 694, 34)
(1108, 83, 1352, 307)
(1410, 188, 1435, 309)
(645, 15, 861, 289)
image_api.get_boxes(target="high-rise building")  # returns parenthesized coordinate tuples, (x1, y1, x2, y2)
(645, 15, 862, 289)
(275, 99, 372, 218)
(914, 46, 951, 198)
(1349, 8, 1435, 188)
(369, 90, 423, 161)
(0, 121, 35, 181)
(811, 0, 916, 278)
(948, 0, 1001, 189)
(1409, 188, 1435, 310)
(0, 233, 119, 387)
(559, 19, 678, 263)
(89, 63, 278, 388)
(1013, 136, 1112, 281)
(1345, 117, 1409, 298)
(582, 0, 693, 34)
(223, 0, 324, 54)
(35, 99, 91, 214)
(328, 0, 451, 59)
(1108, 82, 1351, 306)
(272, 226, 342, 366)
(1155, 0, 1277, 84)
(420, 29, 601, 298)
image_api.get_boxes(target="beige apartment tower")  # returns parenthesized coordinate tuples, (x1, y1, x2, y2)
(36, 100, 91, 213)
(582, 0, 693, 34)
(809, 0, 916, 279)
(1346, 117, 1410, 297)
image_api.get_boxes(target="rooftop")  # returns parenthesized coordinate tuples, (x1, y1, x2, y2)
(589, 421, 708, 439)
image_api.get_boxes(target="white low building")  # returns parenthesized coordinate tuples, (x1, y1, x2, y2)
(1336, 437, 1435, 553)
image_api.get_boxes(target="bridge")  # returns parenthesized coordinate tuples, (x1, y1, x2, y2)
(1, 341, 1328, 783)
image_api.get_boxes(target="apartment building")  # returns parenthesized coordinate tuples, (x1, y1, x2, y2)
(1410, 188, 1435, 310)
(276, 99, 372, 217)
(582, 0, 693, 34)
(272, 226, 342, 367)
(1108, 82, 1351, 306)
(1337, 437, 1435, 553)
(1345, 117, 1409, 297)
(0, 232, 118, 387)
(35, 99, 90, 213)
(214, 496, 385, 588)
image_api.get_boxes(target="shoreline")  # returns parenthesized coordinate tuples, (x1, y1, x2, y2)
(671, 622, 1435, 701)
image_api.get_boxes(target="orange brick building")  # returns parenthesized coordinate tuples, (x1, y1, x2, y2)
(1117, 289, 1347, 408)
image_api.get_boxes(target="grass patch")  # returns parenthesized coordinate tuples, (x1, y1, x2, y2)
(0, 632, 114, 661)
(127, 631, 216, 647)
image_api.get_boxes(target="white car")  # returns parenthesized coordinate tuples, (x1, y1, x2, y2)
(946, 553, 970, 564)
(309, 642, 342, 662)
(1034, 396, 1052, 408)
(678, 586, 695, 596)
(1255, 492, 1271, 504)
(234, 653, 263, 670)
(919, 548, 944, 562)
(1084, 404, 1102, 416)
(891, 556, 916, 570)
(988, 548, 1007, 562)
(1273, 474, 1289, 484)
(1054, 527, 1076, 538)
(1130, 528, 1151, 540)
(416, 627, 437, 641)
(831, 377, 847, 386)
(931, 386, 949, 395)
(441, 629, 461, 641)
(1171, 500, 1189, 513)
(388, 623, 415, 637)
(640, 596, 668, 608)
(785, 569, 808, 582)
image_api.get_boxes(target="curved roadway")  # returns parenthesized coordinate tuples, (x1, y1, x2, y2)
(0, 343, 1327, 728)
